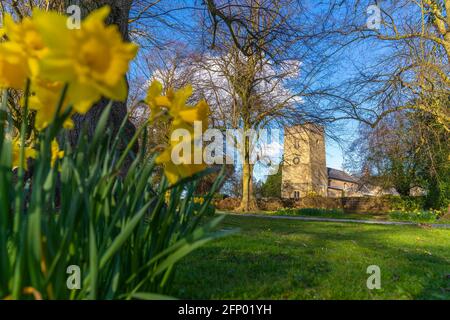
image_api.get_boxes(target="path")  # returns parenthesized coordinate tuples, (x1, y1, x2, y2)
(223, 212, 450, 229)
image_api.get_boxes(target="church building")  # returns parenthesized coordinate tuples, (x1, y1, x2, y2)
(281, 124, 359, 199)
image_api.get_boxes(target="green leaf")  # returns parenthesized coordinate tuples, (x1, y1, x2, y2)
(131, 292, 177, 300)
(99, 202, 152, 269)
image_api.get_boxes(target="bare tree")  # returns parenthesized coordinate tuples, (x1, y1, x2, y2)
(323, 0, 450, 130)
(330, 0, 450, 206)
(202, 0, 342, 211)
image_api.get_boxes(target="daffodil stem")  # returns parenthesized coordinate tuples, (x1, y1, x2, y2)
(116, 116, 147, 170)
(13, 80, 31, 231)
(0, 89, 8, 154)
(10, 80, 30, 300)
(48, 83, 69, 140)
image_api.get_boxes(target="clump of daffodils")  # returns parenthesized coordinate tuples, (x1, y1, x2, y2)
(0, 6, 138, 168)
(146, 80, 210, 184)
(10, 138, 36, 170)
(193, 197, 205, 205)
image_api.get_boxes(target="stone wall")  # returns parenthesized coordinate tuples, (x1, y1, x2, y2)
(215, 196, 395, 214)
(341, 197, 391, 213)
(214, 197, 241, 211)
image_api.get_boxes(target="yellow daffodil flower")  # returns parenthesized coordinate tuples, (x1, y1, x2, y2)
(51, 140, 64, 168)
(29, 79, 74, 130)
(147, 81, 210, 184)
(2, 14, 48, 76)
(166, 85, 193, 117)
(146, 80, 209, 130)
(11, 138, 37, 170)
(175, 99, 209, 130)
(33, 6, 138, 114)
(146, 80, 171, 121)
(193, 197, 205, 205)
(0, 45, 28, 89)
(1, 6, 138, 129)
(155, 146, 207, 185)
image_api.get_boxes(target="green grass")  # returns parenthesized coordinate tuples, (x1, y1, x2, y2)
(218, 208, 450, 224)
(219, 209, 395, 223)
(169, 215, 450, 299)
(272, 208, 385, 220)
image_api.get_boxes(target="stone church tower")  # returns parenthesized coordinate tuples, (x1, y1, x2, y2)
(281, 124, 328, 198)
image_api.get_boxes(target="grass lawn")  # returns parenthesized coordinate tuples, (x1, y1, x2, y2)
(218, 210, 450, 224)
(220, 210, 391, 221)
(169, 215, 450, 299)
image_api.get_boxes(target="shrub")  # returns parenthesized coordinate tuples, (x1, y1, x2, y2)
(383, 195, 426, 212)
(389, 209, 442, 223)
(260, 169, 281, 198)
(212, 193, 226, 201)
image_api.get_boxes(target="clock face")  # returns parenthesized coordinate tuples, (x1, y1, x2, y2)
(293, 157, 300, 165)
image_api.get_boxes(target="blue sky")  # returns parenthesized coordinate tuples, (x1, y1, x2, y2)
(326, 141, 345, 170)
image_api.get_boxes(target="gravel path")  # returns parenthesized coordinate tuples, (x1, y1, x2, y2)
(224, 212, 450, 229)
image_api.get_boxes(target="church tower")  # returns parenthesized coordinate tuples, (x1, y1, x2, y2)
(281, 124, 327, 198)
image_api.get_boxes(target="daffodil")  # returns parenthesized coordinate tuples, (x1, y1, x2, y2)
(176, 100, 209, 129)
(155, 147, 207, 185)
(146, 80, 171, 121)
(29, 79, 74, 130)
(2, 13, 48, 76)
(165, 85, 193, 118)
(147, 81, 210, 184)
(1, 7, 138, 127)
(34, 6, 138, 114)
(0, 44, 28, 89)
(11, 138, 36, 170)
(193, 197, 205, 205)
(50, 140, 64, 168)
(146, 81, 209, 130)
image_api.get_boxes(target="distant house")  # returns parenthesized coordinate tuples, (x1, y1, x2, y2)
(326, 167, 359, 197)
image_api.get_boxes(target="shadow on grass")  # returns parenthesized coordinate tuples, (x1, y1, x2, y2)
(169, 215, 450, 299)
(295, 225, 450, 299)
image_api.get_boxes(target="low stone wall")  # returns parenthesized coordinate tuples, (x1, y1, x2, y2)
(215, 196, 396, 214)
(341, 197, 391, 213)
(214, 197, 241, 211)
(256, 197, 343, 211)
(256, 198, 285, 211)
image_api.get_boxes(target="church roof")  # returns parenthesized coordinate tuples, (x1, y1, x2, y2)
(327, 167, 358, 183)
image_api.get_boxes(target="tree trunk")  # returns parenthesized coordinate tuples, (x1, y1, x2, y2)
(236, 127, 258, 212)
(237, 161, 258, 212)
(64, 0, 136, 152)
